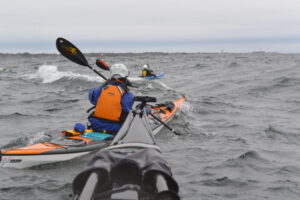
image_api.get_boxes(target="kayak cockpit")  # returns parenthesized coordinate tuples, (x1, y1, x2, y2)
(72, 96, 180, 200)
(72, 149, 179, 200)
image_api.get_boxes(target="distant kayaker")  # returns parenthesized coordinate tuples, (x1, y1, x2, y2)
(88, 64, 135, 135)
(141, 64, 156, 77)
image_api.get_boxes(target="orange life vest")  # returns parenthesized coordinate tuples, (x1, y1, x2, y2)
(93, 85, 125, 122)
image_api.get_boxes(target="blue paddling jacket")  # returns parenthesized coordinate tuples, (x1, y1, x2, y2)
(88, 80, 134, 134)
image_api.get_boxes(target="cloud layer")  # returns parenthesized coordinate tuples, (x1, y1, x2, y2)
(1, 0, 300, 53)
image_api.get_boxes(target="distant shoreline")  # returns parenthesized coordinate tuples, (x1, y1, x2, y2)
(0, 51, 298, 56)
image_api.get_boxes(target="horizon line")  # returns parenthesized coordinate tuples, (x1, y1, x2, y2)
(0, 50, 299, 54)
(1, 37, 300, 54)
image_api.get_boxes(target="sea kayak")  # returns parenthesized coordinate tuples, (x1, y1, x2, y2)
(141, 72, 165, 80)
(0, 97, 186, 169)
(72, 96, 180, 200)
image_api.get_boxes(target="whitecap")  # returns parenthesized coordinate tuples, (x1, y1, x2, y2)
(28, 131, 52, 145)
(24, 65, 105, 83)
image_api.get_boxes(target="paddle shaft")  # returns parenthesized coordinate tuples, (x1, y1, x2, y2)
(149, 112, 181, 136)
(86, 64, 107, 80)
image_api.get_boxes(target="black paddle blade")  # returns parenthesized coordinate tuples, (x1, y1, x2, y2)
(96, 59, 110, 71)
(56, 37, 89, 67)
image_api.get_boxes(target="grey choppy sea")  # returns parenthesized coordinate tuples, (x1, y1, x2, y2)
(1, 52, 300, 200)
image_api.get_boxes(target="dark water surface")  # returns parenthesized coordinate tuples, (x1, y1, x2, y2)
(1, 52, 300, 200)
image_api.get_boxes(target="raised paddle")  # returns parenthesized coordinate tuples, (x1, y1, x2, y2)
(56, 37, 107, 80)
(96, 59, 110, 71)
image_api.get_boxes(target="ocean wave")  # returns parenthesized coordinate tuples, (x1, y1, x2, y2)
(28, 131, 52, 145)
(271, 166, 300, 176)
(192, 63, 210, 69)
(231, 137, 248, 144)
(37, 179, 71, 191)
(0, 185, 33, 199)
(289, 108, 300, 113)
(266, 181, 300, 199)
(265, 125, 300, 144)
(200, 176, 249, 187)
(127, 77, 144, 82)
(227, 62, 240, 68)
(248, 76, 300, 96)
(1, 132, 52, 149)
(1, 136, 31, 149)
(238, 150, 262, 160)
(0, 112, 48, 119)
(44, 108, 62, 112)
(0, 175, 70, 196)
(24, 65, 105, 84)
(272, 76, 300, 88)
(0, 175, 38, 188)
(187, 98, 248, 117)
(203, 150, 270, 172)
(42, 98, 79, 104)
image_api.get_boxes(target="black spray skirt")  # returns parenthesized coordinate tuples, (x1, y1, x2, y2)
(73, 148, 179, 198)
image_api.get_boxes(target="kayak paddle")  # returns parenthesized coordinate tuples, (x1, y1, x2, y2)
(56, 37, 107, 80)
(149, 112, 182, 136)
(96, 59, 110, 71)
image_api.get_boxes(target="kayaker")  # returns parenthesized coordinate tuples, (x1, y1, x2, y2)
(88, 64, 135, 135)
(141, 64, 156, 77)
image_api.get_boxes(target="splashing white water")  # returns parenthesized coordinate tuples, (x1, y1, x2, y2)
(28, 131, 52, 145)
(25, 65, 105, 83)
(155, 81, 175, 90)
(181, 101, 193, 113)
(128, 77, 143, 82)
(145, 83, 153, 89)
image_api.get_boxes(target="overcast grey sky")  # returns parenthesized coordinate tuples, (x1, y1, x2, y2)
(1, 0, 300, 53)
